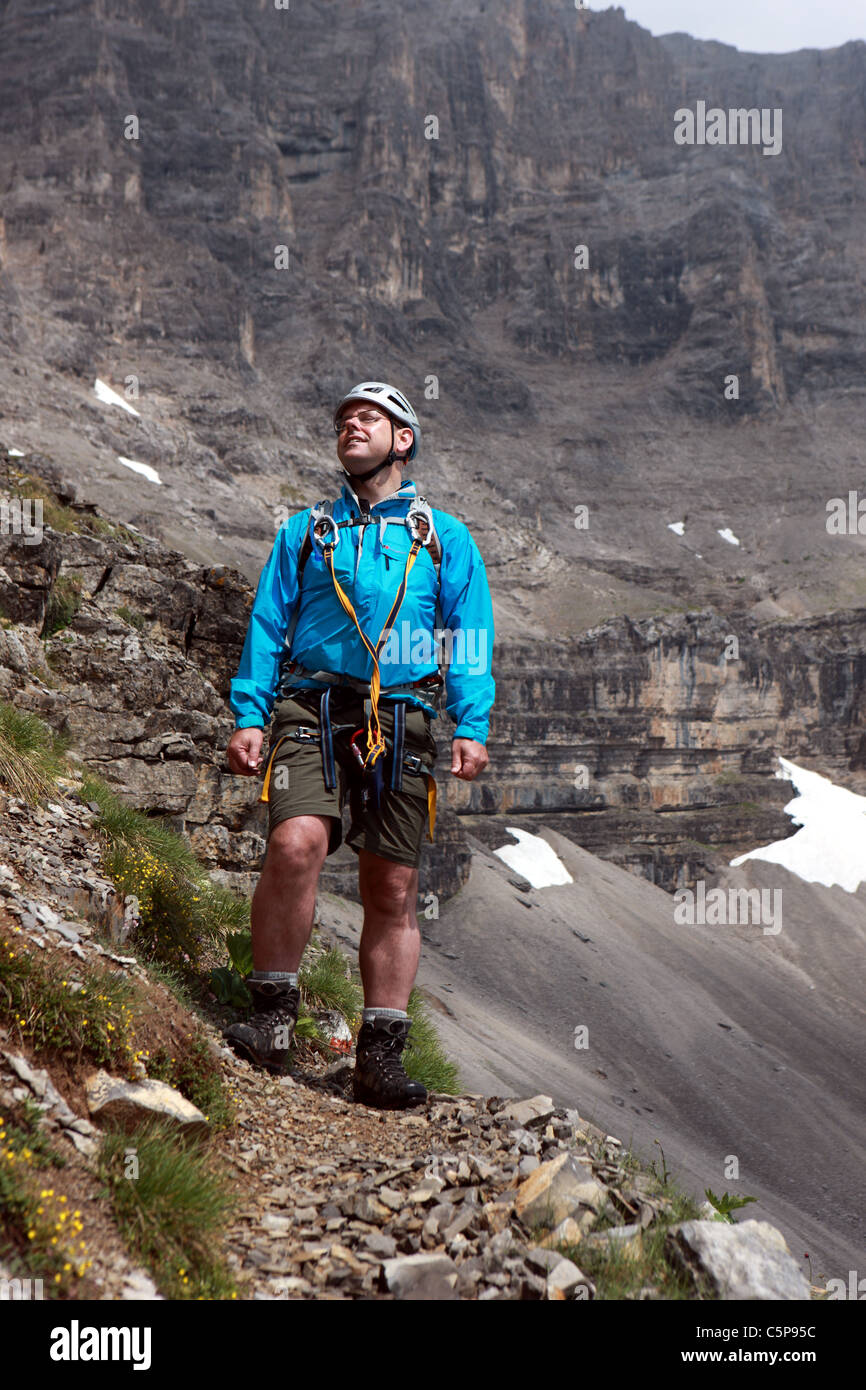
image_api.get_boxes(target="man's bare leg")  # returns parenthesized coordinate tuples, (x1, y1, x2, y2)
(250, 814, 332, 972)
(357, 851, 420, 1009)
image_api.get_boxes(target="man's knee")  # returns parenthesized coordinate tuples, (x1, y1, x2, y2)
(360, 855, 418, 916)
(266, 815, 332, 876)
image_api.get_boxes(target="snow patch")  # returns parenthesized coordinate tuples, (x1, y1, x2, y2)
(95, 378, 140, 418)
(730, 756, 866, 894)
(493, 827, 574, 889)
(117, 456, 161, 486)
(717, 527, 740, 546)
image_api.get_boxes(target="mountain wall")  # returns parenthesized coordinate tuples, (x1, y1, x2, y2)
(4, 456, 864, 905)
(1, 1, 865, 632)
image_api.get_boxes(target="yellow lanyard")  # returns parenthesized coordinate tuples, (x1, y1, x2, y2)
(323, 536, 422, 769)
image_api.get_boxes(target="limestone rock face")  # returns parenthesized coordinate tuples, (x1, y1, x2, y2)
(3, 501, 865, 904)
(0, 3, 864, 641)
(3, 4, 866, 903)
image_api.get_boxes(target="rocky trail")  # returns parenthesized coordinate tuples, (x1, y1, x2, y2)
(0, 783, 821, 1301)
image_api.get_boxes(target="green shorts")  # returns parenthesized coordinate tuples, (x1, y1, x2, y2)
(260, 688, 438, 869)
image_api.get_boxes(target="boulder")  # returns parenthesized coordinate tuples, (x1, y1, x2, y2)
(666, 1219, 811, 1300)
(85, 1069, 208, 1136)
(515, 1151, 608, 1231)
(380, 1253, 459, 1300)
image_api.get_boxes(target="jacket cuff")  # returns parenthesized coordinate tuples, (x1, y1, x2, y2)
(453, 725, 487, 744)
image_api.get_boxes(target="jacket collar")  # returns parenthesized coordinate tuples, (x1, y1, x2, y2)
(339, 477, 416, 512)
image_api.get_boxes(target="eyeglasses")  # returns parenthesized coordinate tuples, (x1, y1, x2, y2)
(334, 409, 388, 434)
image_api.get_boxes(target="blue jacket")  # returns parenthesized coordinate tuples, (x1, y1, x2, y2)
(230, 478, 496, 743)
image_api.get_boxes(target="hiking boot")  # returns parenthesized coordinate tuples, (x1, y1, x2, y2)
(223, 978, 300, 1075)
(352, 1015, 428, 1110)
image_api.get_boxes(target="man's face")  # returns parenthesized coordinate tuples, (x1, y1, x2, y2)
(335, 403, 413, 470)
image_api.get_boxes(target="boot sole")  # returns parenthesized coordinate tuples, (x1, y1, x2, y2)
(352, 1079, 427, 1110)
(224, 1034, 291, 1075)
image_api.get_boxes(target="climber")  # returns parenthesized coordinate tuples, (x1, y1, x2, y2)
(223, 381, 495, 1109)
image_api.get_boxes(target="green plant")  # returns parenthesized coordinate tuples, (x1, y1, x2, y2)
(704, 1188, 758, 1223)
(98, 1118, 240, 1300)
(0, 1104, 93, 1294)
(401, 987, 461, 1095)
(208, 967, 251, 1009)
(651, 1138, 671, 1187)
(42, 572, 85, 637)
(116, 605, 148, 631)
(79, 771, 248, 976)
(1, 1099, 68, 1171)
(0, 701, 70, 805)
(0, 927, 137, 1069)
(209, 930, 254, 1008)
(146, 1032, 235, 1132)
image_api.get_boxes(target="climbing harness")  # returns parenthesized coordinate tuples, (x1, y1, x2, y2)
(259, 688, 437, 840)
(261, 495, 443, 840)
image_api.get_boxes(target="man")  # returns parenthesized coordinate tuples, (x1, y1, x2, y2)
(224, 381, 495, 1109)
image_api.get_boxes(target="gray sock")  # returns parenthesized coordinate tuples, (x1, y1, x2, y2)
(250, 970, 298, 986)
(363, 1006, 408, 1022)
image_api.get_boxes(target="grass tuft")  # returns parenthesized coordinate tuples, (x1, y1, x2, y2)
(402, 986, 461, 1095)
(299, 945, 363, 1023)
(0, 927, 137, 1068)
(79, 770, 249, 976)
(98, 1118, 240, 1300)
(0, 700, 70, 805)
(42, 572, 85, 638)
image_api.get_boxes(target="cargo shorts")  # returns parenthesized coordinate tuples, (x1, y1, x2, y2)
(259, 688, 438, 868)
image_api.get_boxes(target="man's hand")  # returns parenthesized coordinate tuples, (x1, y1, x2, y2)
(450, 737, 489, 781)
(228, 727, 264, 775)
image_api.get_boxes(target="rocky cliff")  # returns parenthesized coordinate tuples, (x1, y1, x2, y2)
(4, 455, 864, 903)
(1, 1, 865, 636)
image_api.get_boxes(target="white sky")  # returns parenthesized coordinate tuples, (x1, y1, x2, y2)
(620, 1, 865, 54)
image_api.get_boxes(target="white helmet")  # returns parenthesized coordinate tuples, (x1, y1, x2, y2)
(333, 381, 421, 462)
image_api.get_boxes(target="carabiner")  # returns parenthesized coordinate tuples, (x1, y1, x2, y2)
(405, 498, 436, 549)
(310, 503, 340, 552)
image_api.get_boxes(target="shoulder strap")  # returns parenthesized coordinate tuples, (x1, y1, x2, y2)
(284, 502, 325, 658)
(283, 495, 448, 662)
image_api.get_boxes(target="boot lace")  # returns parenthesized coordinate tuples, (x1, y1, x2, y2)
(247, 1003, 294, 1031)
(246, 986, 298, 1033)
(369, 1032, 409, 1080)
